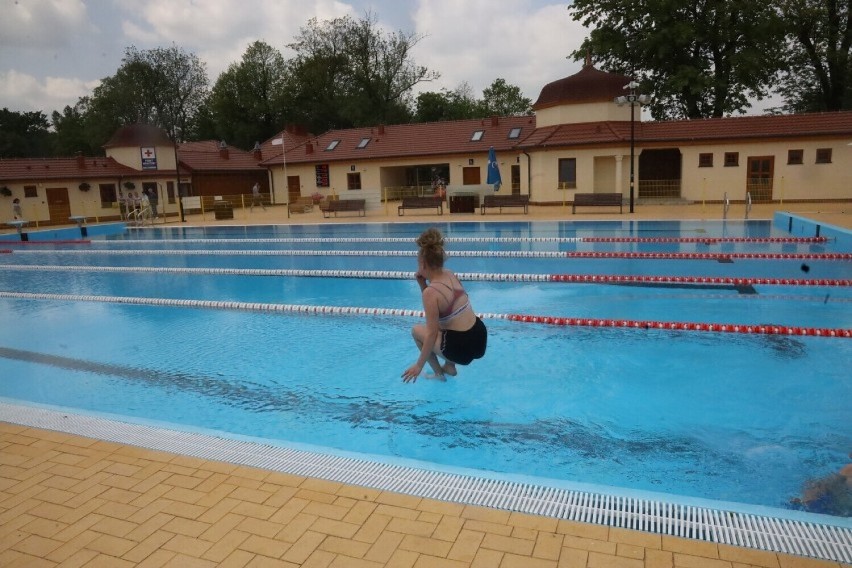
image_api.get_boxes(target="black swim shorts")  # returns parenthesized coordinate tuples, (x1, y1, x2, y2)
(441, 317, 487, 365)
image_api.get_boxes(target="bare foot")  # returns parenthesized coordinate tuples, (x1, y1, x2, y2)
(442, 362, 457, 377)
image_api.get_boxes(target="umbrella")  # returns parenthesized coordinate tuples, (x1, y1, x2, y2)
(487, 146, 502, 191)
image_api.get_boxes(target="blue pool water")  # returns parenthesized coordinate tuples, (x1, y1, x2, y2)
(0, 219, 850, 518)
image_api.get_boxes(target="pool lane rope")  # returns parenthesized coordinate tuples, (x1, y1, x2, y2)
(2, 264, 850, 287)
(92, 236, 831, 244)
(6, 249, 851, 260)
(1, 291, 849, 338)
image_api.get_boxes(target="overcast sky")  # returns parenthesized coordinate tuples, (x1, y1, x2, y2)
(0, 0, 777, 119)
(0, 0, 588, 117)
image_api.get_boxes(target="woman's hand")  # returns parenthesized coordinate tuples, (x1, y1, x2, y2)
(402, 364, 423, 383)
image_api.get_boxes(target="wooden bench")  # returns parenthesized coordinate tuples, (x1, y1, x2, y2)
(572, 192, 623, 214)
(288, 197, 314, 214)
(398, 196, 443, 216)
(480, 194, 530, 214)
(321, 198, 366, 218)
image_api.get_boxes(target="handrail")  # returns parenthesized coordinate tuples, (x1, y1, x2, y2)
(723, 192, 730, 219)
(745, 191, 752, 219)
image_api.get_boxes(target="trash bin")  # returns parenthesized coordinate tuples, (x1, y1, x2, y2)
(449, 192, 480, 214)
(213, 200, 234, 219)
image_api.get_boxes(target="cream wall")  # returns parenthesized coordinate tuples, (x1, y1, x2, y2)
(106, 145, 177, 171)
(679, 139, 852, 202)
(270, 149, 529, 203)
(536, 101, 632, 127)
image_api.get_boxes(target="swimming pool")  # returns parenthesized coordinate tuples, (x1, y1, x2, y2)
(1, 220, 850, 544)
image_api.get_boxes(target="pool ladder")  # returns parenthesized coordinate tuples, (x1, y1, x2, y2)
(722, 192, 751, 219)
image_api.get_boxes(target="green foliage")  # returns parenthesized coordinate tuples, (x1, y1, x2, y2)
(481, 78, 532, 116)
(0, 108, 53, 157)
(775, 0, 852, 112)
(414, 79, 531, 122)
(569, 0, 787, 119)
(208, 41, 288, 149)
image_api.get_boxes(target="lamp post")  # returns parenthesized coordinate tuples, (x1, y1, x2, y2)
(615, 81, 650, 213)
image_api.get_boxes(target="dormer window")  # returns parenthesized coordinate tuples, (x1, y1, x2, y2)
(508, 127, 522, 139)
(357, 137, 371, 148)
(471, 130, 484, 141)
(325, 140, 340, 151)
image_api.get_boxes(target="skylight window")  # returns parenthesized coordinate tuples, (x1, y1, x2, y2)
(471, 130, 484, 141)
(325, 140, 340, 151)
(508, 127, 522, 139)
(357, 137, 371, 148)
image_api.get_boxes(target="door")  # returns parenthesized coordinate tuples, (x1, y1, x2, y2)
(746, 156, 774, 202)
(511, 165, 521, 194)
(287, 175, 300, 201)
(46, 187, 71, 225)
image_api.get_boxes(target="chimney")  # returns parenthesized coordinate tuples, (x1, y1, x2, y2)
(219, 140, 229, 159)
(76, 152, 85, 168)
(378, 124, 385, 135)
(252, 141, 262, 161)
(491, 116, 499, 127)
(306, 142, 313, 154)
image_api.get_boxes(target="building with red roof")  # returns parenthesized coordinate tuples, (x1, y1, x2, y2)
(2, 64, 850, 224)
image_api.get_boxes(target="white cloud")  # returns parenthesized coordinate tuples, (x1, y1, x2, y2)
(412, 0, 585, 101)
(0, 0, 90, 48)
(0, 69, 97, 114)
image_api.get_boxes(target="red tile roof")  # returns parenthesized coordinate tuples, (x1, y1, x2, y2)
(103, 123, 174, 148)
(518, 111, 852, 149)
(258, 127, 313, 166)
(265, 116, 536, 165)
(177, 142, 265, 172)
(0, 156, 139, 183)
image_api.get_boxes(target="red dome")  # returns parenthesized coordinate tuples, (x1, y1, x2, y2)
(533, 65, 631, 110)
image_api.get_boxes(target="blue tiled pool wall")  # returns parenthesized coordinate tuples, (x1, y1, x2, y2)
(774, 212, 851, 249)
(0, 222, 126, 241)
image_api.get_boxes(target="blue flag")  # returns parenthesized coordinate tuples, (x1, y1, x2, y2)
(487, 146, 502, 191)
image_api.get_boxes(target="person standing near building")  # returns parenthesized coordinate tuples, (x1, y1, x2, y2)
(251, 182, 266, 211)
(12, 198, 23, 219)
(146, 186, 159, 218)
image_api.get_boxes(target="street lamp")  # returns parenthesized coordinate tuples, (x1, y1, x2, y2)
(615, 81, 650, 213)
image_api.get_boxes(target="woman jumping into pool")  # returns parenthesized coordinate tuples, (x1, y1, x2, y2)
(402, 228, 487, 382)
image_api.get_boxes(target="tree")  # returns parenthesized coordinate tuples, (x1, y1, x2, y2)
(285, 13, 438, 131)
(208, 41, 288, 149)
(414, 83, 483, 122)
(85, 45, 209, 144)
(776, 0, 852, 112)
(0, 108, 52, 158)
(569, 0, 786, 119)
(51, 99, 98, 156)
(481, 78, 533, 116)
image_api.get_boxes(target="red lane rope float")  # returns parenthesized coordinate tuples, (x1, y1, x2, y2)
(0, 291, 849, 338)
(582, 236, 828, 243)
(563, 252, 852, 260)
(502, 314, 851, 338)
(0, 239, 91, 245)
(3, 264, 850, 288)
(0, 250, 12, 254)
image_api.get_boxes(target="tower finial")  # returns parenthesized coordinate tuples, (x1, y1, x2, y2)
(584, 49, 592, 68)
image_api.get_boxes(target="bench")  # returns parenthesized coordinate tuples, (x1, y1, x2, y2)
(398, 196, 443, 216)
(288, 197, 314, 214)
(572, 192, 623, 214)
(321, 198, 366, 218)
(480, 194, 530, 214)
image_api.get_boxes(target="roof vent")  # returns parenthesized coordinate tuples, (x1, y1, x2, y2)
(219, 141, 229, 159)
(306, 142, 314, 154)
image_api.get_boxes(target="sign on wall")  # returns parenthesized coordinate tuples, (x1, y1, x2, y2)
(315, 164, 330, 187)
(141, 147, 158, 170)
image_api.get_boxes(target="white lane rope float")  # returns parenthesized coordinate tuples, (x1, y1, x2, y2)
(6, 249, 851, 260)
(1, 291, 849, 337)
(83, 236, 830, 245)
(2, 264, 850, 287)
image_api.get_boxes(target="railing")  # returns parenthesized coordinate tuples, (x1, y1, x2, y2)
(746, 177, 773, 202)
(745, 191, 752, 219)
(723, 192, 730, 219)
(638, 179, 681, 198)
(383, 185, 435, 201)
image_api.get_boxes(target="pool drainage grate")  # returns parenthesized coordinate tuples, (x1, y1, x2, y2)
(1, 401, 849, 564)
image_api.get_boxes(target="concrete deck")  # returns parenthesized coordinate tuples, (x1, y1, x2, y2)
(2, 199, 850, 567)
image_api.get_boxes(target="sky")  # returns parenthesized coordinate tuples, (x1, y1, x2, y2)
(0, 0, 777, 119)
